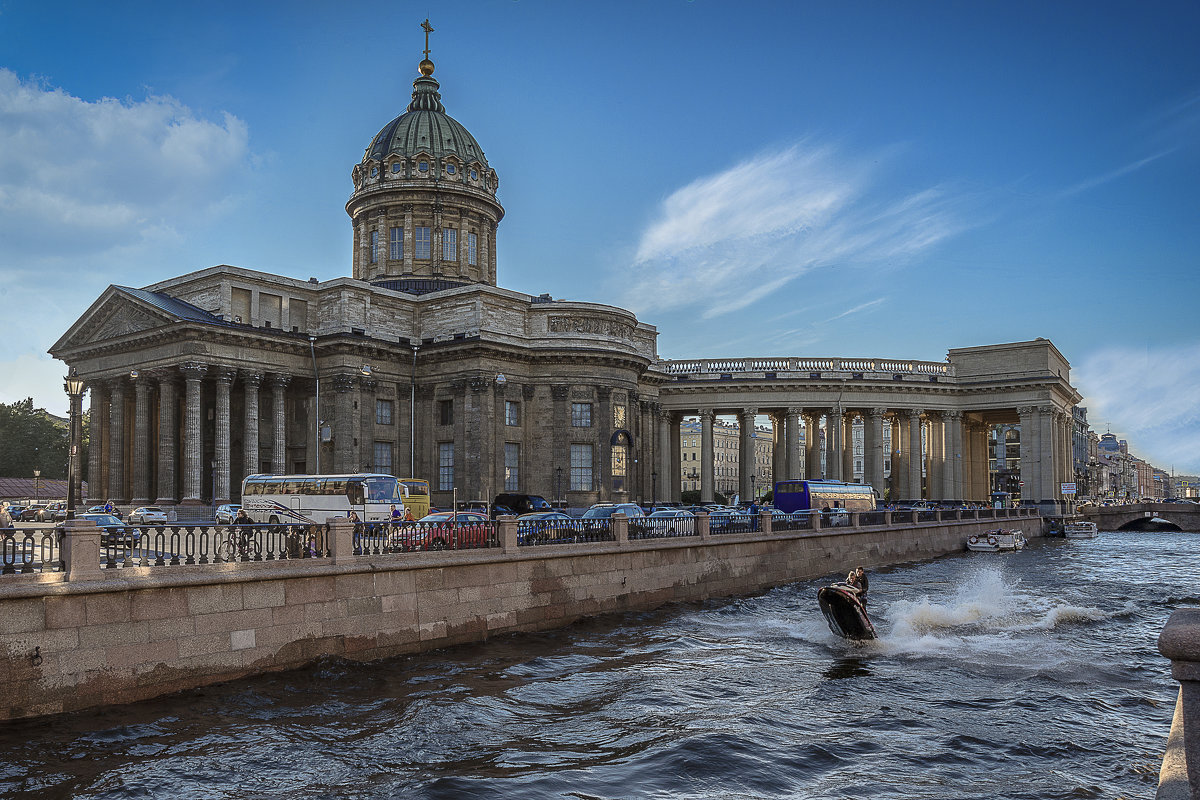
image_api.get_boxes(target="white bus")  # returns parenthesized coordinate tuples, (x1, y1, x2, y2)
(240, 473, 408, 524)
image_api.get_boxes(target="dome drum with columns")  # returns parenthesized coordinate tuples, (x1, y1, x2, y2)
(348, 65, 503, 288)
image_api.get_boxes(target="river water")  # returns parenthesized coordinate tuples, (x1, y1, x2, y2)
(1, 530, 1195, 800)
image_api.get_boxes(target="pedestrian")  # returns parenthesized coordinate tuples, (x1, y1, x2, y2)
(855, 565, 869, 605)
(0, 502, 13, 529)
(390, 504, 403, 522)
(404, 507, 415, 522)
(348, 510, 361, 523)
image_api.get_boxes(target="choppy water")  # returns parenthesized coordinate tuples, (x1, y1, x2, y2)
(1, 530, 1195, 799)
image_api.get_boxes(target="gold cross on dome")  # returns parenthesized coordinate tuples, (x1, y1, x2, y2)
(422, 19, 434, 59)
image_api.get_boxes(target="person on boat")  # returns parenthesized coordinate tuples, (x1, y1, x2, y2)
(844, 571, 861, 592)
(855, 566, 869, 605)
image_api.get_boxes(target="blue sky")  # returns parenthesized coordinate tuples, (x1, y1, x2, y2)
(1, 1, 1198, 473)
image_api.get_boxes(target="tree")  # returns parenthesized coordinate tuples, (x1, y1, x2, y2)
(0, 398, 69, 480)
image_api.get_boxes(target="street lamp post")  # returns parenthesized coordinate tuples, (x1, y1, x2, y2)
(309, 336, 321, 473)
(64, 370, 85, 520)
(651, 470, 657, 511)
(555, 466, 563, 506)
(33, 469, 41, 504)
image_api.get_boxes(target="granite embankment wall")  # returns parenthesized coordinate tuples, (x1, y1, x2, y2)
(0, 512, 1041, 721)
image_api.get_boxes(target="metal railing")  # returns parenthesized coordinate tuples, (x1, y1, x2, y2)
(858, 511, 887, 526)
(100, 523, 329, 569)
(353, 520, 499, 554)
(631, 516, 699, 539)
(1, 527, 64, 575)
(771, 512, 814, 532)
(517, 518, 614, 546)
(708, 513, 758, 535)
(916, 510, 938, 523)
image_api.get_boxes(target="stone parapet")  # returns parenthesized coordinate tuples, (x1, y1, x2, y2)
(1157, 608, 1200, 799)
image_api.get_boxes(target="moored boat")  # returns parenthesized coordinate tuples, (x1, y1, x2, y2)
(817, 582, 876, 640)
(966, 528, 1026, 552)
(1063, 520, 1098, 539)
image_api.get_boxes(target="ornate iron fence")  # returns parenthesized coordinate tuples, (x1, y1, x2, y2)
(631, 516, 699, 539)
(517, 518, 614, 546)
(708, 513, 757, 535)
(100, 523, 329, 569)
(858, 511, 887, 526)
(770, 512, 814, 532)
(353, 520, 500, 554)
(916, 510, 938, 523)
(0, 527, 63, 575)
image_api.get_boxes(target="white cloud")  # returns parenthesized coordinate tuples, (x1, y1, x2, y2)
(1074, 343, 1200, 474)
(0, 69, 250, 260)
(621, 143, 963, 318)
(1058, 150, 1174, 198)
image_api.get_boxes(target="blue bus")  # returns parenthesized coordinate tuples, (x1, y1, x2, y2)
(773, 480, 878, 514)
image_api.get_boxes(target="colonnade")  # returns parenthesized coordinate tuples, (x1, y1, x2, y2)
(654, 404, 1075, 509)
(86, 363, 292, 506)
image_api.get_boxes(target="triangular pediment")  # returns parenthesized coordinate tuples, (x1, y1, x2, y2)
(50, 288, 181, 354)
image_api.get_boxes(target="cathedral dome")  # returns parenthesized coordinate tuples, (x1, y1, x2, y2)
(361, 74, 489, 168)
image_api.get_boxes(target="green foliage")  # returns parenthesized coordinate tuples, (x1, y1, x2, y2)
(0, 398, 69, 479)
(680, 489, 729, 506)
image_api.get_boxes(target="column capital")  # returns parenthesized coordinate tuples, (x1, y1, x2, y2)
(360, 377, 378, 392)
(907, 408, 924, 419)
(945, 410, 964, 420)
(596, 386, 612, 402)
(242, 370, 265, 388)
(869, 407, 889, 417)
(214, 367, 236, 386)
(522, 384, 537, 400)
(179, 362, 208, 381)
(1037, 404, 1055, 415)
(269, 373, 291, 390)
(551, 384, 570, 400)
(698, 409, 715, 422)
(331, 373, 359, 393)
(107, 375, 129, 393)
(786, 406, 803, 417)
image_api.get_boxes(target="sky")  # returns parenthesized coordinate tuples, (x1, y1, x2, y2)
(1, 1, 1198, 473)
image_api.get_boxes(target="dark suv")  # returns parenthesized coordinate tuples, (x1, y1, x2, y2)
(492, 493, 552, 518)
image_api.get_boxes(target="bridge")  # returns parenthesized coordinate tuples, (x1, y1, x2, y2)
(1080, 502, 1200, 532)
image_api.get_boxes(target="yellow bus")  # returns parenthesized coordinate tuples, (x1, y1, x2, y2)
(397, 478, 430, 518)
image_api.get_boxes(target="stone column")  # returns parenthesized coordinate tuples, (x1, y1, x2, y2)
(700, 409, 715, 503)
(597, 387, 613, 499)
(805, 413, 822, 479)
(785, 407, 802, 480)
(892, 414, 909, 501)
(669, 412, 683, 503)
(826, 410, 842, 482)
(403, 204, 414, 269)
(1039, 404, 1057, 509)
(928, 414, 944, 501)
(866, 408, 886, 499)
(551, 385, 570, 499)
(107, 378, 126, 503)
(214, 368, 234, 505)
(270, 375, 290, 474)
(130, 375, 152, 504)
(242, 372, 263, 478)
(770, 413, 786, 490)
(908, 409, 924, 500)
(739, 408, 757, 500)
(655, 406, 671, 500)
(842, 414, 855, 482)
(180, 362, 207, 503)
(155, 375, 178, 506)
(87, 384, 106, 504)
(944, 411, 963, 501)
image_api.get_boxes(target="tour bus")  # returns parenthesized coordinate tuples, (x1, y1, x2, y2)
(240, 473, 412, 524)
(397, 478, 431, 518)
(773, 480, 878, 514)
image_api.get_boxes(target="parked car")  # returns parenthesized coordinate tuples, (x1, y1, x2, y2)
(128, 506, 168, 525)
(79, 513, 141, 547)
(51, 503, 70, 522)
(582, 503, 645, 519)
(215, 504, 241, 524)
(7, 506, 26, 522)
(18, 504, 49, 522)
(491, 493, 552, 518)
(388, 511, 494, 550)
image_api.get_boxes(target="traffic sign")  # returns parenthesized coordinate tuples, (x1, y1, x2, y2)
(1061, 482, 1077, 495)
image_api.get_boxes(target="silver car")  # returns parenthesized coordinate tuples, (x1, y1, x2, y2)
(128, 506, 168, 525)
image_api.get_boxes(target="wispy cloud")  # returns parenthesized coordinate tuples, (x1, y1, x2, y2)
(621, 143, 963, 318)
(828, 297, 886, 322)
(1058, 150, 1175, 198)
(1074, 342, 1200, 474)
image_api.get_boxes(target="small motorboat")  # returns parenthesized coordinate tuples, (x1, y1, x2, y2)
(966, 529, 1026, 552)
(817, 582, 876, 640)
(1063, 520, 1098, 539)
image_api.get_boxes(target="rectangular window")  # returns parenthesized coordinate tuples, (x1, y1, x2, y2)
(504, 443, 520, 491)
(571, 402, 592, 427)
(390, 227, 403, 260)
(570, 444, 593, 491)
(376, 399, 393, 425)
(370, 230, 379, 264)
(468, 232, 478, 266)
(374, 441, 393, 472)
(505, 400, 520, 426)
(438, 399, 454, 427)
(415, 226, 431, 259)
(438, 443, 454, 491)
(443, 228, 457, 261)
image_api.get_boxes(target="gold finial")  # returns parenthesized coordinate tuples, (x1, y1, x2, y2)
(419, 19, 435, 76)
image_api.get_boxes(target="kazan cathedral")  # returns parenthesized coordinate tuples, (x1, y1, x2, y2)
(51, 32, 1083, 515)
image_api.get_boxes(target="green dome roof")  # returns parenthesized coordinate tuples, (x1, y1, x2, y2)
(362, 75, 489, 167)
